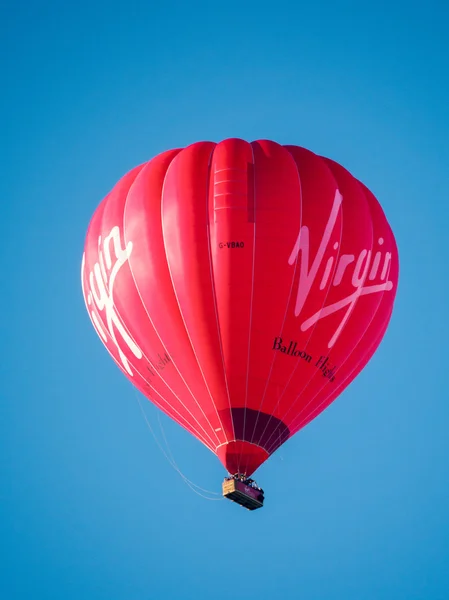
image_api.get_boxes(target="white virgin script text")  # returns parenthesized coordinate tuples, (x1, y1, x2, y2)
(288, 190, 393, 348)
(81, 226, 142, 375)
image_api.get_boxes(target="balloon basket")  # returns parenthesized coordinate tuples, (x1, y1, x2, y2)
(222, 477, 264, 511)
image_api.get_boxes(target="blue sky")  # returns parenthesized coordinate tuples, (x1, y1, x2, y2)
(2, 1, 449, 599)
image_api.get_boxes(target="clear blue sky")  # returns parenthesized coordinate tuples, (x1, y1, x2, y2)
(2, 2, 449, 599)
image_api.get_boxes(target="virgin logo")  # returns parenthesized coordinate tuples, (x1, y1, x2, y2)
(81, 226, 143, 376)
(288, 190, 394, 348)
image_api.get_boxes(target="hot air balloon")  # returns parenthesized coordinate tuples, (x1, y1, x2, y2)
(81, 139, 398, 510)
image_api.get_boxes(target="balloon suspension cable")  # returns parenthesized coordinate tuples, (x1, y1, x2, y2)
(134, 390, 223, 501)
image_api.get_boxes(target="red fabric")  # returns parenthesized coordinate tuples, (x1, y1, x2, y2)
(82, 139, 399, 476)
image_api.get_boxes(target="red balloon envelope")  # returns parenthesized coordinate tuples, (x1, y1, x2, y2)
(81, 139, 399, 477)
